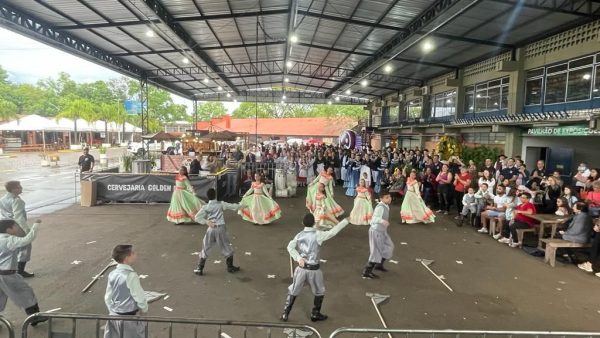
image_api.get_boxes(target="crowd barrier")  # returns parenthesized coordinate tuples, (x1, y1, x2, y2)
(328, 328, 600, 338)
(0, 316, 14, 338)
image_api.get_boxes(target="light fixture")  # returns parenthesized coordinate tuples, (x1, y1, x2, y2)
(335, 96, 340, 102)
(290, 34, 298, 43)
(446, 99, 452, 104)
(284, 77, 289, 82)
(328, 100, 332, 105)
(286, 61, 293, 68)
(280, 100, 285, 104)
(422, 39, 434, 53)
(361, 79, 368, 87)
(282, 94, 287, 100)
(226, 93, 231, 98)
(217, 86, 223, 91)
(145, 29, 155, 38)
(182, 57, 189, 64)
(233, 99, 238, 103)
(203, 78, 209, 84)
(583, 74, 591, 80)
(383, 64, 393, 73)
(345, 89, 352, 95)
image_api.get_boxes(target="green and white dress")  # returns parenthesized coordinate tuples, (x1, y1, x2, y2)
(238, 182, 282, 224)
(166, 174, 205, 224)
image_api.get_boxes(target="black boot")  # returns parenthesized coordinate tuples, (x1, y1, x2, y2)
(280, 294, 296, 322)
(18, 262, 34, 278)
(361, 262, 379, 279)
(193, 258, 206, 276)
(310, 295, 328, 322)
(25, 304, 47, 326)
(456, 214, 464, 227)
(226, 256, 240, 273)
(374, 258, 388, 272)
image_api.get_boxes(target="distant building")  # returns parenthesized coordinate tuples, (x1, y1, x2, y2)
(163, 121, 192, 133)
(195, 116, 358, 144)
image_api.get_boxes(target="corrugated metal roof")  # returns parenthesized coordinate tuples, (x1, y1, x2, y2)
(1, 0, 599, 103)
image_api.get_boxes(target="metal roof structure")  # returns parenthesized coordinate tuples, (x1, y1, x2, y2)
(1, 0, 599, 105)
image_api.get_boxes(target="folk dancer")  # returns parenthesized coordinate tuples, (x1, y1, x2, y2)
(362, 190, 394, 279)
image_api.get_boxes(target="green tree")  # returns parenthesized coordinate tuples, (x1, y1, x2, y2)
(96, 103, 118, 143)
(232, 102, 273, 118)
(309, 104, 367, 119)
(57, 98, 94, 144)
(7, 83, 46, 114)
(196, 101, 226, 121)
(0, 98, 17, 121)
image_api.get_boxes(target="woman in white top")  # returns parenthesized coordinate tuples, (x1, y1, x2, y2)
(478, 169, 496, 189)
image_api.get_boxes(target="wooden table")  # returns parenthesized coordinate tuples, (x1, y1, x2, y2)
(526, 214, 570, 250)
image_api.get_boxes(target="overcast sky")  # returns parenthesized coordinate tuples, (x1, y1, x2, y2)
(0, 27, 239, 115)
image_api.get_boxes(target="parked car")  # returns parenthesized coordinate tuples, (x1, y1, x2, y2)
(127, 140, 176, 155)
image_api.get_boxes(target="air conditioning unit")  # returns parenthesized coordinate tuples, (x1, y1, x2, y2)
(398, 94, 405, 102)
(495, 60, 518, 72)
(421, 86, 430, 96)
(445, 78, 460, 87)
(375, 101, 383, 108)
(389, 96, 400, 103)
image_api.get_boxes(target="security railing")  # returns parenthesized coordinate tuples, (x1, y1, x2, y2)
(0, 316, 14, 338)
(21, 312, 321, 338)
(329, 328, 600, 338)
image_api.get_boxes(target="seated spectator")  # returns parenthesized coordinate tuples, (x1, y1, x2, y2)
(573, 162, 591, 194)
(584, 180, 600, 217)
(240, 169, 253, 195)
(555, 197, 571, 216)
(507, 192, 537, 247)
(562, 186, 578, 209)
(528, 160, 548, 188)
(558, 202, 593, 244)
(479, 185, 508, 234)
(577, 218, 600, 275)
(495, 188, 517, 241)
(478, 169, 496, 190)
(540, 176, 562, 214)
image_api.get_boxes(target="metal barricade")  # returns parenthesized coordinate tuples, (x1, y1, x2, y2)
(22, 312, 321, 338)
(0, 316, 15, 338)
(329, 328, 600, 338)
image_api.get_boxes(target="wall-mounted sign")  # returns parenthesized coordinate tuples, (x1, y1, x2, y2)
(526, 125, 600, 136)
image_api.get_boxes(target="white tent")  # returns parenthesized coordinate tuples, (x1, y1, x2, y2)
(0, 114, 59, 131)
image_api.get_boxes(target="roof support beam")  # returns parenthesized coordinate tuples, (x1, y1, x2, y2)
(488, 0, 600, 18)
(192, 90, 369, 104)
(175, 9, 289, 22)
(139, 0, 240, 94)
(297, 10, 408, 32)
(427, 32, 515, 49)
(325, 0, 479, 97)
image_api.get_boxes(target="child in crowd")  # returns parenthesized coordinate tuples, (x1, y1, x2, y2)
(104, 244, 148, 338)
(362, 190, 394, 279)
(562, 186, 578, 209)
(457, 187, 477, 226)
(555, 197, 571, 216)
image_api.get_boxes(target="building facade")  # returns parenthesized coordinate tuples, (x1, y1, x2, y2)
(369, 20, 600, 176)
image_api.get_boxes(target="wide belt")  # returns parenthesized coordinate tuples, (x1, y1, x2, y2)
(0, 270, 16, 275)
(115, 310, 138, 316)
(301, 264, 320, 270)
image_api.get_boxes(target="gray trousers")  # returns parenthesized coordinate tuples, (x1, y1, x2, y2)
(200, 225, 234, 259)
(287, 267, 325, 296)
(0, 274, 37, 312)
(104, 314, 147, 338)
(368, 228, 394, 263)
(18, 244, 32, 263)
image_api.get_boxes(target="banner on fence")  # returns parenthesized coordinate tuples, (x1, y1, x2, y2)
(80, 173, 216, 202)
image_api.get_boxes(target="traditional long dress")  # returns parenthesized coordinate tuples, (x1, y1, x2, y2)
(306, 158, 316, 184)
(238, 182, 282, 224)
(306, 171, 344, 216)
(345, 161, 360, 197)
(341, 155, 349, 188)
(313, 192, 338, 229)
(349, 187, 374, 225)
(400, 178, 435, 224)
(166, 174, 205, 224)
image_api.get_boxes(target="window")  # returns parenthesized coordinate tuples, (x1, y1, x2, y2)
(594, 65, 600, 98)
(389, 106, 399, 123)
(430, 90, 456, 118)
(566, 67, 593, 101)
(406, 99, 422, 119)
(525, 78, 543, 105)
(464, 77, 509, 114)
(544, 72, 567, 104)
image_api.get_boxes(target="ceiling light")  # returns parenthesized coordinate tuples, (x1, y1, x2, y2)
(361, 79, 368, 87)
(290, 34, 298, 43)
(280, 100, 285, 104)
(203, 78, 209, 84)
(282, 94, 287, 100)
(422, 40, 434, 53)
(328, 100, 332, 105)
(226, 93, 231, 98)
(286, 61, 293, 68)
(345, 89, 352, 95)
(583, 74, 591, 80)
(335, 96, 340, 102)
(217, 86, 223, 91)
(233, 99, 238, 103)
(145, 29, 155, 38)
(182, 57, 189, 64)
(284, 77, 289, 82)
(383, 64, 393, 73)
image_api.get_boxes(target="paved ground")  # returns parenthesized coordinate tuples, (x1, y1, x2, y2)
(2, 185, 600, 337)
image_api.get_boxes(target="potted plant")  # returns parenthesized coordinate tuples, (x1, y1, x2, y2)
(99, 147, 108, 168)
(119, 153, 133, 173)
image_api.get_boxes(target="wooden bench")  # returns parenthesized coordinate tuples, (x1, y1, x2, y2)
(516, 227, 538, 247)
(540, 238, 591, 267)
(19, 145, 43, 152)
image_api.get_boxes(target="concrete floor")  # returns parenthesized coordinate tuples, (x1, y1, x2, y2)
(4, 186, 600, 337)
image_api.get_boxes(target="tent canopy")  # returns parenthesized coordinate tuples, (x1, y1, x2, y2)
(0, 115, 142, 133)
